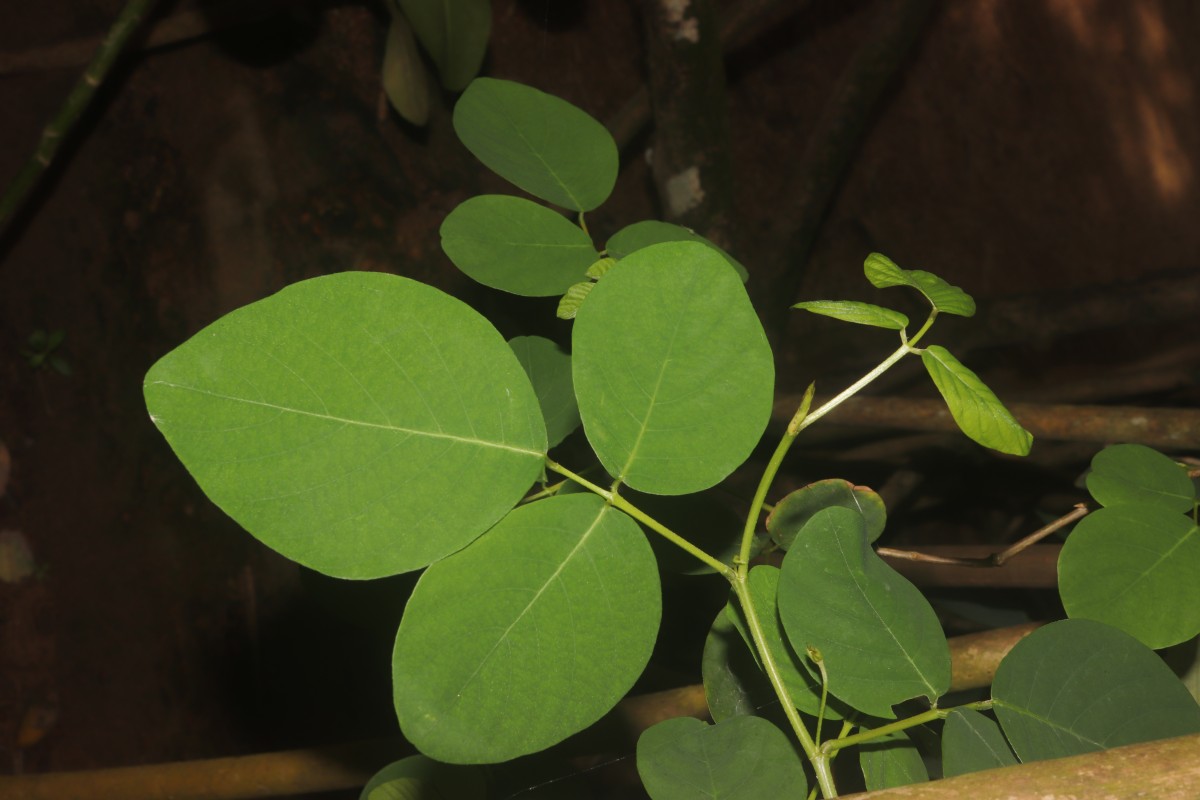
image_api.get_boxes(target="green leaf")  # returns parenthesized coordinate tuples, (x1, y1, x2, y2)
(453, 78, 617, 211)
(767, 478, 887, 549)
(144, 272, 546, 578)
(942, 708, 1017, 778)
(396, 0, 490, 91)
(509, 336, 580, 448)
(637, 715, 807, 800)
(607, 220, 749, 282)
(440, 195, 598, 296)
(863, 253, 976, 316)
(573, 242, 774, 495)
(392, 494, 659, 763)
(992, 619, 1200, 762)
(359, 755, 485, 800)
(585, 256, 617, 279)
(381, 11, 430, 125)
(921, 345, 1032, 455)
(1086, 443, 1196, 512)
(859, 730, 928, 790)
(791, 300, 908, 330)
(702, 605, 778, 722)
(555, 281, 594, 320)
(1058, 503, 1200, 648)
(777, 507, 950, 718)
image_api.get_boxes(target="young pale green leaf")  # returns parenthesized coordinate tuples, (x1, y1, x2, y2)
(359, 755, 485, 800)
(453, 78, 617, 211)
(921, 345, 1033, 455)
(1086, 443, 1196, 511)
(992, 619, 1200, 762)
(859, 731, 928, 791)
(393, 494, 660, 764)
(396, 0, 490, 91)
(1058, 503, 1200, 649)
(440, 195, 597, 296)
(863, 253, 976, 317)
(941, 708, 1017, 778)
(777, 507, 951, 718)
(791, 300, 908, 330)
(381, 11, 430, 126)
(509, 336, 580, 448)
(585, 256, 617, 279)
(767, 478, 887, 549)
(573, 242, 774, 495)
(556, 280, 594, 320)
(144, 272, 546, 578)
(702, 605, 778, 723)
(637, 715, 807, 800)
(606, 220, 749, 282)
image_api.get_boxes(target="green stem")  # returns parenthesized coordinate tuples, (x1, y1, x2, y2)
(735, 383, 815, 578)
(544, 458, 734, 579)
(0, 0, 162, 237)
(730, 577, 836, 798)
(819, 700, 992, 756)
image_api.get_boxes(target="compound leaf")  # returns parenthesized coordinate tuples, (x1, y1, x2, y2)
(441, 195, 597, 296)
(942, 708, 1017, 778)
(637, 715, 807, 800)
(573, 242, 774, 495)
(453, 78, 617, 211)
(777, 507, 950, 718)
(992, 619, 1200, 762)
(791, 300, 908, 330)
(863, 253, 976, 317)
(144, 272, 546, 578)
(509, 336, 580, 448)
(1086, 443, 1196, 512)
(607, 220, 749, 282)
(921, 345, 1032, 456)
(397, 0, 490, 91)
(393, 494, 660, 763)
(1059, 503, 1200, 649)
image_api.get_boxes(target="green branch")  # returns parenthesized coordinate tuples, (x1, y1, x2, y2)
(819, 700, 993, 756)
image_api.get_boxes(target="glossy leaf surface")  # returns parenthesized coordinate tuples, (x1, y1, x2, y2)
(144, 272, 546, 578)
(921, 345, 1033, 455)
(791, 300, 908, 330)
(1086, 443, 1196, 512)
(941, 708, 1016, 778)
(509, 336, 580, 448)
(778, 507, 950, 718)
(1059, 503, 1200, 648)
(453, 78, 617, 211)
(864, 253, 976, 316)
(359, 756, 485, 800)
(397, 0, 490, 91)
(607, 220, 749, 282)
(767, 478, 887, 549)
(441, 195, 597, 296)
(573, 242, 774, 494)
(392, 494, 660, 763)
(859, 731, 928, 790)
(637, 715, 807, 800)
(992, 619, 1200, 762)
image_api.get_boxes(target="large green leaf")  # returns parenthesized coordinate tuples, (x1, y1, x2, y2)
(144, 272, 546, 578)
(509, 336, 580, 448)
(381, 10, 430, 125)
(859, 730, 928, 790)
(767, 478, 887, 549)
(863, 253, 976, 317)
(791, 300, 908, 330)
(392, 494, 660, 763)
(572, 242, 774, 495)
(359, 756, 485, 800)
(921, 345, 1032, 456)
(1086, 443, 1196, 512)
(777, 507, 950, 718)
(992, 619, 1200, 762)
(636, 715, 807, 800)
(441, 195, 597, 296)
(941, 708, 1017, 778)
(397, 0, 490, 91)
(453, 78, 617, 211)
(1059, 503, 1200, 648)
(606, 220, 749, 282)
